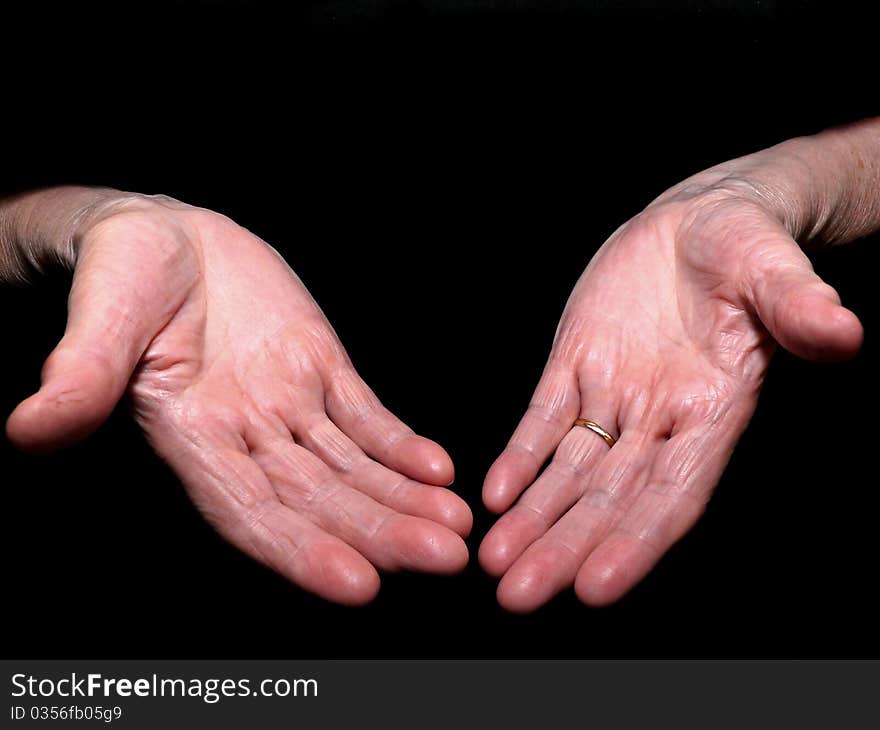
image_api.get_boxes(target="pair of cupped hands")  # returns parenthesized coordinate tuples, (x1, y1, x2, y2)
(5, 147, 863, 612)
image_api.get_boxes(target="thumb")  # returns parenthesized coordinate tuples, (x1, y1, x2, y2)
(6, 229, 183, 452)
(741, 223, 863, 361)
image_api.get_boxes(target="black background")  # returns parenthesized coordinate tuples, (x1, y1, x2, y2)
(1, 1, 878, 657)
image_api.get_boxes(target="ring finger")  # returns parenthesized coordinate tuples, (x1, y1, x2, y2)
(495, 429, 662, 613)
(479, 411, 619, 577)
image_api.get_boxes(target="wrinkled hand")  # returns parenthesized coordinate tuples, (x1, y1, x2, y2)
(7, 194, 471, 604)
(480, 181, 863, 611)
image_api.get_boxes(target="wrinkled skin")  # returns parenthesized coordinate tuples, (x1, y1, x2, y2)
(480, 184, 863, 612)
(6, 195, 472, 605)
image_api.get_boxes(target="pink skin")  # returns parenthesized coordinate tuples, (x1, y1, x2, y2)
(479, 185, 863, 612)
(3, 122, 876, 611)
(6, 194, 472, 606)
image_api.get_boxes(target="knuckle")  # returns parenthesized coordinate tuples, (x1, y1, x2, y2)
(330, 370, 378, 415)
(619, 206, 678, 242)
(671, 381, 733, 426)
(234, 482, 274, 517)
(298, 473, 344, 512)
(305, 421, 359, 472)
(80, 203, 197, 274)
(165, 394, 245, 440)
(550, 326, 585, 366)
(579, 486, 616, 513)
(578, 348, 616, 389)
(554, 432, 601, 472)
(525, 401, 567, 427)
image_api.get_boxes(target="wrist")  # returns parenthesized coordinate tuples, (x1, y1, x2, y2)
(731, 132, 863, 246)
(656, 119, 880, 248)
(1, 186, 120, 278)
(0, 186, 147, 281)
(731, 123, 880, 246)
(654, 139, 824, 244)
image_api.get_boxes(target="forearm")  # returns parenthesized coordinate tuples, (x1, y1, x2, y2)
(0, 186, 122, 283)
(663, 117, 880, 247)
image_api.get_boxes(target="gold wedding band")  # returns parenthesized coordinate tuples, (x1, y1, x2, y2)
(573, 418, 616, 448)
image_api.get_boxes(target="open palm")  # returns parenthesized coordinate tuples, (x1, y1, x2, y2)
(7, 194, 471, 605)
(480, 187, 862, 611)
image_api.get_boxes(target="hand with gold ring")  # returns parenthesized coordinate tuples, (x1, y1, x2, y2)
(480, 119, 880, 611)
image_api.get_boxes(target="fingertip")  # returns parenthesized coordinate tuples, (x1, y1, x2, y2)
(779, 289, 864, 362)
(6, 398, 38, 452)
(482, 494, 504, 515)
(308, 542, 381, 606)
(496, 567, 546, 614)
(477, 530, 513, 578)
(394, 483, 473, 538)
(478, 511, 536, 578)
(482, 485, 510, 515)
(482, 477, 518, 515)
(482, 465, 513, 514)
(426, 529, 470, 575)
(397, 436, 455, 486)
(6, 354, 123, 453)
(495, 550, 561, 614)
(5, 391, 90, 454)
(823, 306, 864, 360)
(791, 304, 864, 361)
(440, 493, 474, 539)
(337, 568, 381, 607)
(574, 541, 644, 607)
(574, 561, 627, 608)
(482, 452, 535, 514)
(394, 518, 470, 575)
(445, 534, 471, 575)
